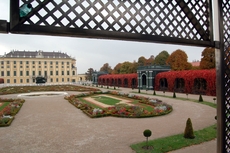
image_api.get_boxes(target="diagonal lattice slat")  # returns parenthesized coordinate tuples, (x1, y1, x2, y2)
(223, 0, 230, 152)
(19, 0, 211, 41)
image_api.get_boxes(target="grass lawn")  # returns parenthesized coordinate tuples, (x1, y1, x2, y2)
(130, 92, 217, 153)
(92, 96, 121, 105)
(132, 100, 155, 112)
(130, 124, 217, 153)
(79, 98, 103, 108)
(0, 102, 10, 111)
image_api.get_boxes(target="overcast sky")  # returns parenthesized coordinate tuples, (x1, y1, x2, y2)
(0, 1, 205, 74)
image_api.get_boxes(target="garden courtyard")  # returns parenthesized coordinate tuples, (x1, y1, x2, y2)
(0, 86, 216, 153)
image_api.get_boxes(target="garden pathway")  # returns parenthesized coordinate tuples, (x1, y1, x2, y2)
(0, 89, 216, 153)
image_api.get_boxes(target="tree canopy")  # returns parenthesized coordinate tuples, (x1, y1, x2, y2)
(119, 61, 134, 74)
(112, 63, 122, 74)
(144, 55, 154, 65)
(166, 49, 191, 71)
(85, 68, 94, 81)
(100, 63, 112, 74)
(90, 49, 204, 74)
(154, 50, 169, 65)
(137, 56, 147, 66)
(200, 47, 215, 69)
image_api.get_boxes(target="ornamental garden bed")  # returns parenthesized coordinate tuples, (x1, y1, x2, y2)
(0, 85, 99, 95)
(65, 91, 173, 118)
(0, 98, 25, 127)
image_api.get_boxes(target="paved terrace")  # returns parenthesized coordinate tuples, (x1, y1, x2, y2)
(0, 86, 216, 153)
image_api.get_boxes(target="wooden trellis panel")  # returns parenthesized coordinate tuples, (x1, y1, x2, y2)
(220, 0, 230, 152)
(10, 0, 214, 47)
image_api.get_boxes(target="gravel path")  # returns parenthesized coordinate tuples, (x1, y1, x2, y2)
(0, 91, 216, 153)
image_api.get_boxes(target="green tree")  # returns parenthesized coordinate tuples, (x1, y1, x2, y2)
(112, 63, 122, 74)
(137, 56, 147, 66)
(154, 50, 169, 65)
(129, 60, 138, 73)
(120, 61, 133, 74)
(145, 55, 155, 66)
(100, 63, 112, 74)
(200, 47, 215, 69)
(85, 68, 94, 81)
(166, 49, 191, 70)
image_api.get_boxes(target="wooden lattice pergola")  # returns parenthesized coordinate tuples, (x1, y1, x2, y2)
(0, 0, 229, 152)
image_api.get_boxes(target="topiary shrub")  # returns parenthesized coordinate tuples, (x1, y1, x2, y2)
(173, 92, 176, 98)
(184, 118, 195, 139)
(143, 129, 152, 148)
(153, 90, 156, 95)
(199, 94, 203, 102)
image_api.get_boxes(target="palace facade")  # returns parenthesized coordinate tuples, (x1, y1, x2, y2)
(0, 50, 86, 84)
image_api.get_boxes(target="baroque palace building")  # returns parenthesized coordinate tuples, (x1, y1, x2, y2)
(0, 50, 86, 84)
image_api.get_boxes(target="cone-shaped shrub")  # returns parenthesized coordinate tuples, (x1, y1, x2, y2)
(199, 94, 203, 102)
(153, 90, 156, 95)
(184, 118, 195, 139)
(173, 92, 176, 98)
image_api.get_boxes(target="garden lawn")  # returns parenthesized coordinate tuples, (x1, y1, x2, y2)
(132, 101, 154, 112)
(0, 102, 10, 111)
(130, 124, 217, 153)
(92, 96, 121, 105)
(79, 98, 102, 108)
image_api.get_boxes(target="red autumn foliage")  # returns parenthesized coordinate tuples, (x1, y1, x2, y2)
(97, 70, 216, 96)
(155, 69, 216, 96)
(98, 73, 138, 88)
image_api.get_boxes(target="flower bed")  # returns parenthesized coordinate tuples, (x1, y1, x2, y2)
(65, 91, 172, 118)
(0, 98, 25, 127)
(0, 85, 100, 95)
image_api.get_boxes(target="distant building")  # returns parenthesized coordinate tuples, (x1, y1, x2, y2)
(94, 65, 171, 90)
(92, 71, 108, 85)
(137, 65, 171, 90)
(191, 60, 200, 67)
(0, 50, 86, 84)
